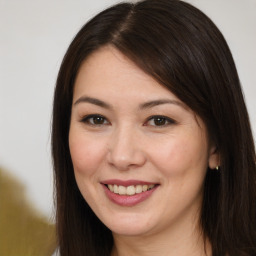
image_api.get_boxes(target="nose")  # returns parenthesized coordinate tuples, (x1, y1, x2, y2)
(107, 125, 146, 171)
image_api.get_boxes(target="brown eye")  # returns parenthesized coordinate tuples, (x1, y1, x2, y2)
(81, 115, 109, 126)
(153, 117, 167, 126)
(92, 116, 105, 125)
(145, 115, 175, 127)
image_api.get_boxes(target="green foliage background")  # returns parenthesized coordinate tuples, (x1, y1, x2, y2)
(0, 168, 56, 256)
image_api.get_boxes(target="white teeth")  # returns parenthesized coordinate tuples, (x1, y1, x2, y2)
(108, 184, 114, 192)
(142, 185, 148, 192)
(135, 185, 143, 193)
(107, 184, 156, 195)
(127, 186, 136, 195)
(118, 186, 126, 195)
(114, 184, 118, 193)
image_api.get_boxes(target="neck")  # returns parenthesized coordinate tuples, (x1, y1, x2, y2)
(111, 216, 211, 256)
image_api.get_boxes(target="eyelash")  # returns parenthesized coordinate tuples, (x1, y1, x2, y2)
(80, 114, 110, 126)
(80, 114, 176, 127)
(144, 115, 176, 127)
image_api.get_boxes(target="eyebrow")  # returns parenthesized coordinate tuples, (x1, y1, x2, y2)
(74, 96, 112, 109)
(74, 96, 186, 110)
(139, 99, 186, 110)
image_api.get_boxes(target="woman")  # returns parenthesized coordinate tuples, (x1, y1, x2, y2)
(52, 0, 256, 255)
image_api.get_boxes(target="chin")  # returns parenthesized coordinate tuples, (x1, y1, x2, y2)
(101, 212, 156, 237)
(110, 224, 152, 237)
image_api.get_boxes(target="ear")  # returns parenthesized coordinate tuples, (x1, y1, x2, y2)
(208, 146, 220, 170)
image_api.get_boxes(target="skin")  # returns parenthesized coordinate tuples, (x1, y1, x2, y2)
(69, 46, 219, 256)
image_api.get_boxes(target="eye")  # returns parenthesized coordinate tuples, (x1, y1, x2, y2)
(81, 114, 109, 126)
(145, 115, 175, 127)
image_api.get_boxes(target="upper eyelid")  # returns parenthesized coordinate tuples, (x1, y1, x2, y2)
(80, 114, 110, 123)
(146, 115, 176, 122)
(79, 114, 176, 125)
(81, 114, 105, 119)
(144, 115, 176, 127)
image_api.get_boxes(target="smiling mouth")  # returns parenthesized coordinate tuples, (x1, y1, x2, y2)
(105, 184, 157, 196)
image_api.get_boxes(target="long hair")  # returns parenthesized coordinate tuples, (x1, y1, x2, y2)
(52, 0, 256, 255)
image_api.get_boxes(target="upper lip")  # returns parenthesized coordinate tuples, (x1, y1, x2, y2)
(101, 179, 159, 186)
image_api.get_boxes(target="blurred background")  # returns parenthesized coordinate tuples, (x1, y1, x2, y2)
(0, 0, 255, 255)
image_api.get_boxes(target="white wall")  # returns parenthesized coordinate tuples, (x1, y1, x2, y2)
(0, 0, 255, 219)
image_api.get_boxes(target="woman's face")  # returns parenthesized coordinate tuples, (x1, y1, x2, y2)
(69, 46, 218, 237)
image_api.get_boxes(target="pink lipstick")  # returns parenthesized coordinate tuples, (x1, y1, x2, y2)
(101, 179, 159, 207)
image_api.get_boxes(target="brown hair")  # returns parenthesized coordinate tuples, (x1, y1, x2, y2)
(52, 0, 256, 255)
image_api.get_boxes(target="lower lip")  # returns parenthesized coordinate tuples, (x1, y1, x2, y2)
(102, 184, 158, 207)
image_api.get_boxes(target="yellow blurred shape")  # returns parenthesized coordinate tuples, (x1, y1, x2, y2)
(0, 168, 56, 256)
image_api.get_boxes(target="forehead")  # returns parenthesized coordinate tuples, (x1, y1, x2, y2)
(73, 46, 178, 102)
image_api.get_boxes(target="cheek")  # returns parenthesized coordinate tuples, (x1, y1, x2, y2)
(69, 133, 107, 176)
(149, 134, 209, 178)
